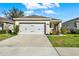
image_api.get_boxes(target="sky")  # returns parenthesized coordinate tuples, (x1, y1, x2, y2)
(0, 3, 79, 22)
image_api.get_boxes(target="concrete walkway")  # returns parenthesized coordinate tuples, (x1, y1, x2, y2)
(0, 34, 58, 56)
(56, 47, 79, 56)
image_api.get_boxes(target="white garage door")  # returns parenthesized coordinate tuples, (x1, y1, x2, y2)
(19, 24, 45, 34)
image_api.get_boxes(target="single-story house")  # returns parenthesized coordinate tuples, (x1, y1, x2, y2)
(62, 17, 79, 31)
(13, 15, 62, 34)
(0, 17, 14, 31)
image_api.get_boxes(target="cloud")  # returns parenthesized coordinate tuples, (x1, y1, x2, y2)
(22, 3, 60, 16)
(0, 14, 5, 17)
(42, 3, 60, 8)
(24, 10, 34, 14)
(23, 3, 47, 9)
(24, 10, 58, 16)
(54, 3, 60, 7)
(24, 10, 35, 16)
(44, 10, 57, 14)
(23, 3, 60, 10)
(24, 10, 44, 16)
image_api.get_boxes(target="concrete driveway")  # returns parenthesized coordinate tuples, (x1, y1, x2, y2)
(0, 34, 58, 56)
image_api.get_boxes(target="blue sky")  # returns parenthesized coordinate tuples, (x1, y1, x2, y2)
(0, 3, 79, 22)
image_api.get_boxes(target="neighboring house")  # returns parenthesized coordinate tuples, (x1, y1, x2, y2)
(13, 15, 62, 34)
(0, 17, 14, 31)
(62, 17, 79, 31)
(0, 17, 5, 30)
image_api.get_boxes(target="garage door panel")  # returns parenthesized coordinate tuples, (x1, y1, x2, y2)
(19, 24, 45, 34)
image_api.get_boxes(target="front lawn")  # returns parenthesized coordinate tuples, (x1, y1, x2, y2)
(0, 34, 15, 41)
(48, 34, 79, 47)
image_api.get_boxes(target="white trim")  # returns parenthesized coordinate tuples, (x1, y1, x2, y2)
(13, 18, 50, 21)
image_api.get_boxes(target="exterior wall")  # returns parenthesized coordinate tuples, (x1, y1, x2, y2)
(8, 23, 14, 31)
(15, 21, 50, 34)
(50, 23, 54, 29)
(3, 23, 7, 30)
(62, 20, 76, 31)
(0, 24, 2, 30)
(0, 27, 2, 30)
(58, 22, 62, 33)
(3, 23, 14, 31)
(76, 22, 79, 29)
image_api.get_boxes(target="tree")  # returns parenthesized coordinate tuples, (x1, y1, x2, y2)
(3, 7, 24, 19)
(2, 7, 24, 34)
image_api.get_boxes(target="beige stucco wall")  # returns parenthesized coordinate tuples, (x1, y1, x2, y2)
(8, 24, 14, 31)
(3, 23, 14, 31)
(15, 21, 50, 34)
(58, 22, 62, 33)
(3, 23, 6, 30)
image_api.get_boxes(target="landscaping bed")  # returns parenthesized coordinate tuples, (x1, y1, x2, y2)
(48, 34, 79, 47)
(0, 34, 15, 41)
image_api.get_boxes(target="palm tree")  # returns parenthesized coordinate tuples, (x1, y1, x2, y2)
(3, 7, 24, 19)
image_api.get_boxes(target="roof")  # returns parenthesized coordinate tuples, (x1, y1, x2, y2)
(22, 15, 48, 18)
(74, 17, 79, 22)
(63, 17, 79, 24)
(0, 17, 14, 23)
(0, 17, 7, 22)
(62, 17, 79, 27)
(13, 15, 60, 21)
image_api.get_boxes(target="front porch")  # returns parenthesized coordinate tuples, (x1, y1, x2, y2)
(50, 20, 62, 35)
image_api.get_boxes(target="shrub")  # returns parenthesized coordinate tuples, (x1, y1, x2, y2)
(13, 25, 19, 34)
(69, 29, 76, 34)
(8, 30, 12, 34)
(0, 30, 6, 34)
(75, 29, 79, 34)
(61, 27, 68, 34)
(69, 29, 79, 34)
(0, 30, 13, 34)
(50, 29, 59, 35)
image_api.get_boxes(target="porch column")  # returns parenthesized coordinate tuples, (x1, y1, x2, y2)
(15, 21, 19, 25)
(3, 23, 7, 30)
(58, 22, 62, 34)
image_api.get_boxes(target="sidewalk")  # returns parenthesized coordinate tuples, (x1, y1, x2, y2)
(56, 47, 79, 56)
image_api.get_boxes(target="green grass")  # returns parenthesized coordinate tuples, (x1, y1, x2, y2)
(0, 34, 15, 41)
(48, 34, 79, 47)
